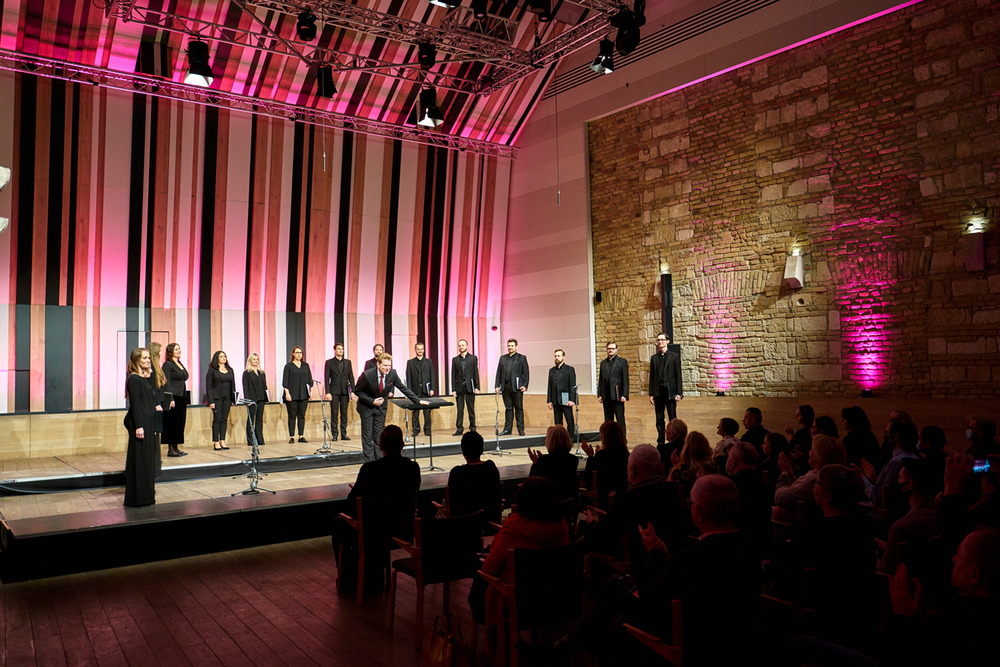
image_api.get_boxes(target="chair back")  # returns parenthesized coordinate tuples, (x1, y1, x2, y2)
(418, 511, 484, 584)
(360, 492, 416, 553)
(449, 482, 503, 529)
(511, 539, 585, 631)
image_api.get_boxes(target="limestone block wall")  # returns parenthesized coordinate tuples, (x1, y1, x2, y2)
(589, 0, 1000, 398)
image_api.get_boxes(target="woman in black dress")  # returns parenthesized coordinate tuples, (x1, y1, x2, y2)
(206, 350, 235, 451)
(243, 353, 268, 447)
(146, 342, 168, 476)
(282, 346, 314, 443)
(124, 347, 159, 507)
(161, 342, 189, 456)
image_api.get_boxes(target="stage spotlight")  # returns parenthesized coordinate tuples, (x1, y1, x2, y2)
(472, 0, 488, 19)
(418, 43, 437, 70)
(183, 40, 214, 87)
(296, 11, 317, 41)
(317, 65, 337, 98)
(428, 0, 461, 7)
(527, 0, 551, 22)
(610, 0, 646, 56)
(589, 39, 615, 75)
(415, 88, 444, 128)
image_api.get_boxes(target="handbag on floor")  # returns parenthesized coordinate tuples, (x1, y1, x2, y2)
(421, 612, 470, 667)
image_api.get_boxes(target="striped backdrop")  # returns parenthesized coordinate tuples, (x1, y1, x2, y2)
(0, 70, 511, 413)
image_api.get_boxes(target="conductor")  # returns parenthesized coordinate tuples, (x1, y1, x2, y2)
(355, 353, 429, 462)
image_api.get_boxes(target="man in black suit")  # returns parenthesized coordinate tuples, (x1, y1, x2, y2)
(740, 407, 769, 456)
(405, 342, 436, 438)
(355, 353, 427, 462)
(546, 349, 578, 438)
(649, 333, 683, 446)
(451, 338, 479, 436)
(597, 342, 629, 440)
(324, 343, 355, 441)
(363, 343, 384, 372)
(494, 338, 529, 436)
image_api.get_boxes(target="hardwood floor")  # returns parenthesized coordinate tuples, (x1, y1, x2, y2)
(0, 537, 488, 667)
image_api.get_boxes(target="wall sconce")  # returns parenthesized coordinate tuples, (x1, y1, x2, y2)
(962, 231, 985, 271)
(782, 250, 804, 289)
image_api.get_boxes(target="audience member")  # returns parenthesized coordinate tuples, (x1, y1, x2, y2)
(879, 409, 912, 465)
(841, 406, 881, 468)
(918, 424, 947, 493)
(811, 415, 839, 439)
(758, 431, 791, 498)
(861, 419, 919, 509)
(773, 435, 846, 524)
(714, 417, 741, 469)
(657, 417, 687, 462)
(783, 404, 814, 453)
(740, 407, 769, 455)
(965, 416, 998, 458)
(528, 425, 580, 502)
(580, 420, 630, 508)
(878, 458, 941, 574)
(667, 431, 716, 499)
(447, 431, 501, 522)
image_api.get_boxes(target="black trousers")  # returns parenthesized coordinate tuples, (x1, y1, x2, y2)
(412, 404, 432, 436)
(359, 409, 386, 462)
(212, 398, 232, 441)
(601, 396, 627, 441)
(246, 402, 265, 447)
(652, 393, 677, 445)
(502, 384, 525, 434)
(286, 398, 307, 436)
(455, 392, 476, 429)
(553, 404, 575, 438)
(330, 393, 350, 437)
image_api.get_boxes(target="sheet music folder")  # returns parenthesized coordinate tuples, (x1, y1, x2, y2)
(390, 397, 454, 409)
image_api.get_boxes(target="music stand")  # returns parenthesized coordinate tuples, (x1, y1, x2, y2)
(488, 391, 505, 457)
(232, 399, 275, 496)
(313, 381, 344, 455)
(390, 397, 453, 471)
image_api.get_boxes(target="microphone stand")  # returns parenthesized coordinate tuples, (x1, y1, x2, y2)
(312, 380, 343, 455)
(232, 399, 274, 495)
(487, 390, 505, 457)
(570, 384, 585, 458)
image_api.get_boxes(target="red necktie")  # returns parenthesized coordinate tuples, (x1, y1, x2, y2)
(379, 375, 384, 393)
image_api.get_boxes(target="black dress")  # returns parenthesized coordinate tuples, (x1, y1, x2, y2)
(162, 361, 189, 445)
(144, 374, 166, 477)
(124, 374, 157, 507)
(242, 369, 268, 447)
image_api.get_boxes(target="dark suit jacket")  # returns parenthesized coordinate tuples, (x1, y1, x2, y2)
(450, 353, 480, 394)
(597, 355, 629, 400)
(546, 364, 578, 406)
(649, 350, 682, 398)
(741, 424, 770, 454)
(162, 361, 189, 398)
(354, 367, 420, 417)
(494, 352, 529, 390)
(324, 356, 355, 395)
(363, 356, 379, 371)
(205, 367, 236, 403)
(345, 452, 422, 546)
(405, 356, 436, 397)
(528, 450, 580, 501)
(242, 369, 268, 402)
(584, 478, 688, 559)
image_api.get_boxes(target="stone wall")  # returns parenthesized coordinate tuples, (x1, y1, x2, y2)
(589, 0, 1000, 397)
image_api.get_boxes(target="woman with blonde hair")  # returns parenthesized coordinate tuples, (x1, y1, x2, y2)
(146, 342, 167, 471)
(123, 347, 160, 506)
(161, 342, 189, 457)
(243, 353, 268, 447)
(667, 431, 716, 499)
(527, 424, 580, 502)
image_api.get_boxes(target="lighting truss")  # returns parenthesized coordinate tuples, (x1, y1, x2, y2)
(0, 49, 518, 159)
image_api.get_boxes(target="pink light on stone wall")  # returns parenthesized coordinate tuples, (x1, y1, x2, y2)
(705, 312, 737, 391)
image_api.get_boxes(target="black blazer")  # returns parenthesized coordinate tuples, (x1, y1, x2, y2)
(282, 362, 314, 401)
(162, 361, 189, 398)
(649, 350, 682, 399)
(528, 450, 580, 502)
(205, 367, 236, 403)
(242, 369, 268, 403)
(363, 356, 379, 371)
(598, 355, 629, 400)
(450, 353, 480, 394)
(494, 352, 529, 390)
(324, 357, 356, 395)
(405, 356, 436, 397)
(546, 363, 578, 406)
(354, 367, 420, 417)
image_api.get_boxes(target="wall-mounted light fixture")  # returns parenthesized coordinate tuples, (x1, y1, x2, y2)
(782, 248, 804, 289)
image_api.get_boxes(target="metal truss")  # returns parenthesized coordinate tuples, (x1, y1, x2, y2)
(0, 50, 518, 159)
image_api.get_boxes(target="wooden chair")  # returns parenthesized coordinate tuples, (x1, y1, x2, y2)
(623, 599, 683, 665)
(433, 483, 503, 533)
(336, 494, 415, 607)
(589, 529, 631, 576)
(479, 540, 586, 667)
(388, 511, 484, 648)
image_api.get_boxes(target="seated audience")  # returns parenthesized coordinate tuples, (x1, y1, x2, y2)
(773, 435, 846, 524)
(330, 425, 420, 591)
(657, 417, 687, 462)
(878, 458, 941, 574)
(447, 430, 501, 522)
(918, 424, 947, 494)
(740, 406, 769, 455)
(841, 405, 881, 468)
(580, 420, 630, 507)
(965, 416, 999, 458)
(528, 425, 580, 502)
(861, 419, 919, 510)
(727, 442, 770, 520)
(476, 477, 570, 651)
(783, 403, 815, 453)
(714, 416, 742, 469)
(666, 431, 716, 499)
(758, 431, 791, 498)
(811, 415, 839, 439)
(879, 409, 912, 466)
